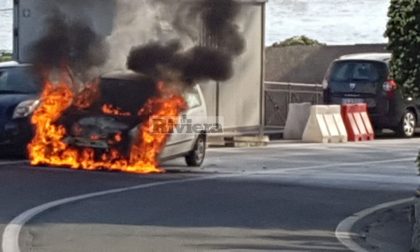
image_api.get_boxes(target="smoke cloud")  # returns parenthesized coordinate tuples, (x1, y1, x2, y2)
(127, 40, 232, 84)
(32, 0, 246, 87)
(123, 0, 245, 85)
(103, 0, 165, 72)
(30, 11, 108, 82)
(173, 0, 245, 56)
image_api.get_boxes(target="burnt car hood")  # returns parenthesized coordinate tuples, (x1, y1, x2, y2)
(59, 111, 144, 151)
(58, 73, 157, 150)
(61, 111, 142, 138)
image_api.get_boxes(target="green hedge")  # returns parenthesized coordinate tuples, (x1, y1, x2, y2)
(385, 0, 420, 97)
(386, 1, 420, 171)
(271, 35, 325, 48)
(0, 53, 12, 62)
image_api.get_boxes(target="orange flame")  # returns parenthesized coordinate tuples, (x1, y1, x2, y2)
(28, 71, 187, 174)
(73, 81, 99, 110)
(114, 132, 123, 143)
(102, 104, 131, 116)
(130, 81, 187, 168)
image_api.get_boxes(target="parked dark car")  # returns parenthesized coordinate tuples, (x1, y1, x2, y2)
(323, 53, 419, 137)
(0, 62, 41, 156)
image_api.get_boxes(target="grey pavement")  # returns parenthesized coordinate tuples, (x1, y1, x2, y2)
(0, 138, 419, 251)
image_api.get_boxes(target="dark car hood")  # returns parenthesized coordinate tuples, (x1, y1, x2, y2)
(0, 94, 38, 119)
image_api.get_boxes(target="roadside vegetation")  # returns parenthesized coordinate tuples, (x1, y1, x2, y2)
(386, 0, 420, 97)
(0, 52, 12, 62)
(386, 1, 420, 172)
(271, 35, 325, 47)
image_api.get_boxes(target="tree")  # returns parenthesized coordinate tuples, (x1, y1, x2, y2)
(385, 0, 420, 97)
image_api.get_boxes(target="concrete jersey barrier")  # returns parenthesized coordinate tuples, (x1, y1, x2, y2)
(302, 105, 348, 143)
(283, 103, 312, 140)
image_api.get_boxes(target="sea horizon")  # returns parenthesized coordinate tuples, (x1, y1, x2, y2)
(0, 0, 389, 52)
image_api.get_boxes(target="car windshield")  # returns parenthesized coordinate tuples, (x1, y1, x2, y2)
(98, 77, 157, 115)
(0, 67, 41, 94)
(328, 61, 387, 94)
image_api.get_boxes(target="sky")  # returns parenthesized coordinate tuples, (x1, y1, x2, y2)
(0, 0, 391, 51)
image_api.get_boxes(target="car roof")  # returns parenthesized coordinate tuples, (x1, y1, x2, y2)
(337, 53, 391, 62)
(0, 61, 31, 68)
(0, 61, 32, 68)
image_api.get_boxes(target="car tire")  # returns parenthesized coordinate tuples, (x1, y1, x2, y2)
(185, 134, 206, 167)
(397, 110, 416, 138)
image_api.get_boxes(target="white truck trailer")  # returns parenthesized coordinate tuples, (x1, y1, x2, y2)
(13, 0, 267, 137)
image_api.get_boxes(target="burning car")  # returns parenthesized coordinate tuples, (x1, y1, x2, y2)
(16, 0, 243, 172)
(0, 61, 208, 171)
(28, 71, 208, 172)
(63, 72, 207, 167)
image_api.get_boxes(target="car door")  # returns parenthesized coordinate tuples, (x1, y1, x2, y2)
(160, 85, 206, 159)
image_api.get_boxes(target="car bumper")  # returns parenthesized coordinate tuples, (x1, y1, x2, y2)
(0, 118, 33, 152)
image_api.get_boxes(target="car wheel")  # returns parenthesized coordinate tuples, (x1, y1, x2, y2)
(185, 134, 206, 167)
(397, 110, 416, 138)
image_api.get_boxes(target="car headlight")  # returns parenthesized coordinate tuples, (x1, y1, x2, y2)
(13, 100, 40, 119)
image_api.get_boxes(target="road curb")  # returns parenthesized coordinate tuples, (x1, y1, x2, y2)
(336, 197, 414, 252)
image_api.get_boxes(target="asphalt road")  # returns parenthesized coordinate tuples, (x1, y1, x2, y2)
(0, 138, 419, 252)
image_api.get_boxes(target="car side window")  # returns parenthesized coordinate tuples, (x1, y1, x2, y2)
(184, 87, 202, 109)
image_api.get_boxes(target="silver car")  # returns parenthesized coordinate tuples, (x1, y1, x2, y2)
(60, 72, 208, 167)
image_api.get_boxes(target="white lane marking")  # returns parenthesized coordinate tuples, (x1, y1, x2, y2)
(254, 157, 414, 175)
(0, 161, 27, 167)
(1, 175, 236, 252)
(1, 157, 415, 252)
(335, 197, 414, 252)
(211, 144, 420, 154)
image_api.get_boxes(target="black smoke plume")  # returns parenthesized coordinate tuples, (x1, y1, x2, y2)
(127, 40, 232, 83)
(30, 13, 108, 81)
(199, 0, 245, 56)
(127, 0, 244, 85)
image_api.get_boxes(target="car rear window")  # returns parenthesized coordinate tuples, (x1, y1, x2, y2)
(328, 61, 388, 94)
(0, 67, 41, 94)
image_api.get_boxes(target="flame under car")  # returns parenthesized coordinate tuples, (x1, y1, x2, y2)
(58, 72, 208, 167)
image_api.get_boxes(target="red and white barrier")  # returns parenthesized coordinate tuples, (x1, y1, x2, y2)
(341, 103, 374, 141)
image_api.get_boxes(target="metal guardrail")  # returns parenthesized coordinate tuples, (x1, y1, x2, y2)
(264, 81, 323, 128)
(264, 81, 323, 88)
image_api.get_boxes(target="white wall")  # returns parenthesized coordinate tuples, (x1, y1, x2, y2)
(200, 3, 264, 131)
(16, 0, 115, 62)
(16, 0, 265, 132)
